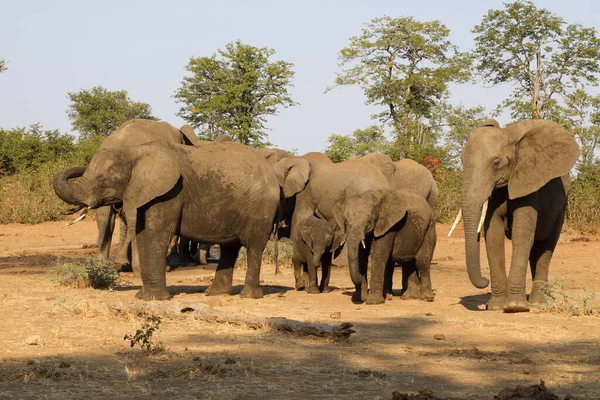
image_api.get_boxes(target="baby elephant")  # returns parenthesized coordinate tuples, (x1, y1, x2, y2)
(367, 190, 437, 305)
(293, 216, 341, 294)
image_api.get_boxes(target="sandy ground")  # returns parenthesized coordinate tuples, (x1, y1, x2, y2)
(0, 220, 599, 399)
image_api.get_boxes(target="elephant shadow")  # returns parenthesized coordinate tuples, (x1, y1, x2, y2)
(459, 293, 491, 311)
(112, 283, 295, 297)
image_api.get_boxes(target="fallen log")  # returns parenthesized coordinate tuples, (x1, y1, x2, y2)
(108, 301, 355, 340)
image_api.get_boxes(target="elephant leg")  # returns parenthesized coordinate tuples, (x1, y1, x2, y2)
(485, 207, 508, 310)
(353, 243, 369, 303)
(414, 228, 435, 302)
(131, 235, 141, 278)
(197, 242, 208, 265)
(96, 206, 116, 260)
(400, 261, 421, 299)
(134, 216, 172, 301)
(319, 253, 332, 293)
(240, 241, 265, 299)
(529, 213, 563, 305)
(292, 254, 306, 291)
(504, 205, 537, 313)
(306, 258, 320, 294)
(206, 244, 240, 296)
(115, 217, 131, 267)
(383, 258, 395, 298)
(366, 234, 394, 304)
(178, 237, 191, 262)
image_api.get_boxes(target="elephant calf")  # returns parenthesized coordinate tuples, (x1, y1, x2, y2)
(365, 190, 437, 305)
(292, 216, 341, 294)
(54, 140, 280, 300)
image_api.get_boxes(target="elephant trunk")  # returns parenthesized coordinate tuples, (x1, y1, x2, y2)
(345, 233, 364, 286)
(53, 166, 88, 206)
(311, 247, 325, 268)
(462, 186, 490, 289)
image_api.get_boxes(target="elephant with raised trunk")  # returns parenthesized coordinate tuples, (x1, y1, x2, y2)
(459, 119, 579, 312)
(54, 141, 280, 300)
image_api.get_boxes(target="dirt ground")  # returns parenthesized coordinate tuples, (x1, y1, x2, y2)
(0, 220, 599, 400)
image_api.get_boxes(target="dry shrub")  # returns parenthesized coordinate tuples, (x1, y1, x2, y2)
(235, 240, 294, 269)
(538, 280, 600, 316)
(51, 257, 120, 289)
(433, 168, 462, 224)
(566, 170, 600, 233)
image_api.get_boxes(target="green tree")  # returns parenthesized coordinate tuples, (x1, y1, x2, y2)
(472, 0, 600, 120)
(0, 59, 6, 73)
(442, 104, 489, 167)
(174, 40, 297, 147)
(67, 86, 156, 138)
(325, 125, 389, 162)
(327, 16, 471, 145)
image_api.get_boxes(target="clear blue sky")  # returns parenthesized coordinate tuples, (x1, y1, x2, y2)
(1, 0, 599, 154)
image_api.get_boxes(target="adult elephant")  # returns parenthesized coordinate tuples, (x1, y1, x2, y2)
(460, 119, 579, 312)
(273, 156, 393, 302)
(67, 119, 201, 268)
(53, 141, 280, 300)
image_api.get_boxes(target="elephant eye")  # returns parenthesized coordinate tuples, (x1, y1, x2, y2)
(492, 158, 501, 168)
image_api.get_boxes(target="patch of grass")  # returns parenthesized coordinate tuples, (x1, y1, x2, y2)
(52, 296, 90, 315)
(235, 240, 294, 269)
(539, 280, 600, 316)
(124, 315, 162, 351)
(51, 257, 120, 289)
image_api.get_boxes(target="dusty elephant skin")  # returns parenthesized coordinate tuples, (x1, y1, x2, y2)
(56, 118, 201, 274)
(367, 190, 437, 305)
(460, 119, 580, 313)
(292, 215, 341, 294)
(53, 141, 280, 300)
(274, 156, 391, 303)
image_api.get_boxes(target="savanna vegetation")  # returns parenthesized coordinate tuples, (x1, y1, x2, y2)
(1, 0, 599, 232)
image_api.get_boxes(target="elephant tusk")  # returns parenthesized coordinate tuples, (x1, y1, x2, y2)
(477, 200, 488, 235)
(361, 239, 366, 248)
(447, 209, 462, 237)
(66, 207, 89, 227)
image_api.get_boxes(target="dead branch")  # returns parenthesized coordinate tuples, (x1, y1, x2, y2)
(108, 301, 355, 340)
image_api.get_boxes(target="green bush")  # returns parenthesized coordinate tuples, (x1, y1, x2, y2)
(124, 315, 162, 351)
(566, 167, 600, 233)
(52, 257, 120, 289)
(235, 240, 294, 269)
(433, 168, 462, 224)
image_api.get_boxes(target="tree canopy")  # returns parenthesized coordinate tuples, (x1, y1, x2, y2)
(66, 86, 156, 138)
(472, 0, 600, 120)
(327, 16, 472, 143)
(173, 40, 297, 147)
(0, 59, 6, 73)
(325, 126, 389, 162)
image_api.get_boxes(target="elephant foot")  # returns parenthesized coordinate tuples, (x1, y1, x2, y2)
(320, 285, 331, 293)
(529, 281, 549, 305)
(420, 289, 435, 302)
(205, 282, 232, 296)
(486, 295, 506, 311)
(116, 263, 133, 273)
(198, 249, 208, 265)
(351, 290, 364, 304)
(366, 294, 385, 305)
(240, 285, 264, 299)
(136, 286, 171, 301)
(504, 294, 530, 313)
(306, 285, 320, 294)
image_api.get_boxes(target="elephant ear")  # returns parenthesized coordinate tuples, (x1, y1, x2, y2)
(479, 119, 500, 128)
(361, 153, 396, 183)
(332, 189, 349, 236)
(299, 221, 313, 250)
(124, 145, 182, 210)
(331, 225, 345, 255)
(273, 157, 311, 198)
(374, 191, 409, 238)
(179, 124, 199, 146)
(507, 120, 580, 200)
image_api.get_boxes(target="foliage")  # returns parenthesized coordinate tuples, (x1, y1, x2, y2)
(0, 59, 6, 73)
(51, 257, 120, 289)
(472, 0, 600, 120)
(325, 125, 389, 162)
(433, 168, 462, 224)
(328, 16, 471, 145)
(441, 104, 489, 167)
(0, 125, 77, 177)
(235, 240, 294, 269)
(539, 280, 600, 316)
(566, 163, 600, 233)
(174, 40, 297, 147)
(67, 86, 156, 139)
(124, 315, 162, 351)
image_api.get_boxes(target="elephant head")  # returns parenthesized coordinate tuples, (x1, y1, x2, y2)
(332, 187, 390, 286)
(54, 142, 182, 242)
(461, 119, 580, 289)
(298, 216, 342, 267)
(360, 153, 396, 184)
(257, 148, 294, 166)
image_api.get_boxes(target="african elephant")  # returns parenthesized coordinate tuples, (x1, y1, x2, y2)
(293, 215, 342, 294)
(274, 156, 392, 302)
(53, 140, 280, 300)
(65, 119, 200, 270)
(460, 119, 579, 312)
(364, 189, 437, 304)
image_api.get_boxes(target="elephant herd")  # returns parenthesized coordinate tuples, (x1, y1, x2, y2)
(53, 118, 580, 313)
